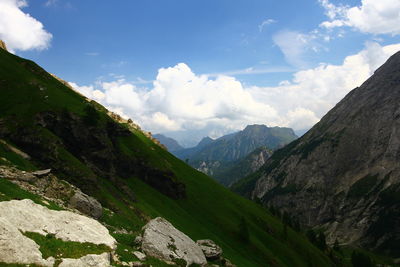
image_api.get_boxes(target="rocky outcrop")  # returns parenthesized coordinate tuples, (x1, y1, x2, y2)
(0, 199, 116, 266)
(141, 217, 207, 266)
(0, 40, 7, 51)
(237, 51, 400, 256)
(0, 165, 103, 218)
(196, 239, 222, 260)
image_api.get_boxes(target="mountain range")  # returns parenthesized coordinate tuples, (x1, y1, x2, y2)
(169, 125, 297, 185)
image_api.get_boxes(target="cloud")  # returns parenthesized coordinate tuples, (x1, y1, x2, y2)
(258, 19, 276, 32)
(0, 0, 52, 52)
(44, 0, 58, 7)
(70, 42, 400, 144)
(320, 0, 400, 35)
(272, 30, 321, 68)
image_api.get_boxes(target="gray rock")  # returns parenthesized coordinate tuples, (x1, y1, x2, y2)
(0, 199, 116, 266)
(32, 169, 51, 177)
(141, 217, 207, 266)
(69, 190, 103, 219)
(133, 251, 146, 261)
(59, 252, 111, 267)
(134, 235, 143, 245)
(196, 239, 222, 260)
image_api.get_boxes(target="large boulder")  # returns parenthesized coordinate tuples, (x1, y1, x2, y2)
(58, 252, 110, 267)
(196, 239, 222, 260)
(68, 190, 103, 219)
(141, 217, 207, 266)
(0, 199, 116, 266)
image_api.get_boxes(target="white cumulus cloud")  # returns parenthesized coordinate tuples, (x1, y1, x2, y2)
(0, 0, 52, 52)
(70, 43, 400, 144)
(320, 0, 400, 35)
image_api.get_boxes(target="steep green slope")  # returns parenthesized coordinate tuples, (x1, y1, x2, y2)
(0, 48, 332, 266)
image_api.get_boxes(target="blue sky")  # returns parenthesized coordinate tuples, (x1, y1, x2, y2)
(2, 0, 400, 146)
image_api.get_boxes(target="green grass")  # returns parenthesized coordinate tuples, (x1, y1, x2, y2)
(23, 231, 111, 259)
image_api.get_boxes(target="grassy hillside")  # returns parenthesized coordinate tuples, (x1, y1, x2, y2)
(0, 48, 333, 266)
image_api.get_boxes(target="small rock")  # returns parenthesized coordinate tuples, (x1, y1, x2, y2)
(134, 235, 143, 245)
(68, 190, 102, 218)
(223, 258, 237, 267)
(32, 169, 51, 177)
(133, 251, 146, 261)
(131, 262, 145, 267)
(196, 239, 222, 260)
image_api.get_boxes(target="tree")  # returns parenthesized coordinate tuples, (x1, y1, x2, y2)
(282, 223, 288, 240)
(351, 251, 373, 267)
(317, 232, 327, 251)
(83, 104, 100, 126)
(306, 229, 317, 244)
(238, 217, 250, 243)
(333, 238, 340, 252)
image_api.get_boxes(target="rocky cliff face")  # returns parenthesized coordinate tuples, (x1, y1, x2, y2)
(0, 40, 7, 51)
(239, 51, 400, 257)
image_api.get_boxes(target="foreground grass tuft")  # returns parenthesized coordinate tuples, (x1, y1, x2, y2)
(23, 231, 111, 259)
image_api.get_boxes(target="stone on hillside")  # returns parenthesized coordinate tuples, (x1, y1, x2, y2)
(196, 239, 222, 260)
(133, 251, 146, 261)
(0, 199, 116, 248)
(58, 252, 110, 267)
(69, 190, 103, 219)
(141, 217, 207, 266)
(0, 199, 115, 266)
(32, 169, 51, 177)
(134, 235, 143, 245)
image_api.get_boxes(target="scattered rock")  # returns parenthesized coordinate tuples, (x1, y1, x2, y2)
(134, 235, 143, 245)
(223, 258, 236, 267)
(0, 166, 36, 182)
(141, 217, 207, 266)
(32, 169, 51, 177)
(196, 239, 222, 260)
(133, 251, 146, 261)
(68, 190, 103, 219)
(58, 252, 110, 267)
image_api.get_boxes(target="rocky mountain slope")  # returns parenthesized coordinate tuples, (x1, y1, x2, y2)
(213, 146, 272, 187)
(153, 134, 183, 151)
(0, 44, 333, 266)
(233, 51, 400, 257)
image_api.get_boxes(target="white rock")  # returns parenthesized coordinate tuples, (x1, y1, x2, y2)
(0, 199, 116, 248)
(133, 251, 146, 261)
(59, 252, 110, 267)
(0, 199, 116, 266)
(0, 217, 55, 267)
(141, 217, 207, 266)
